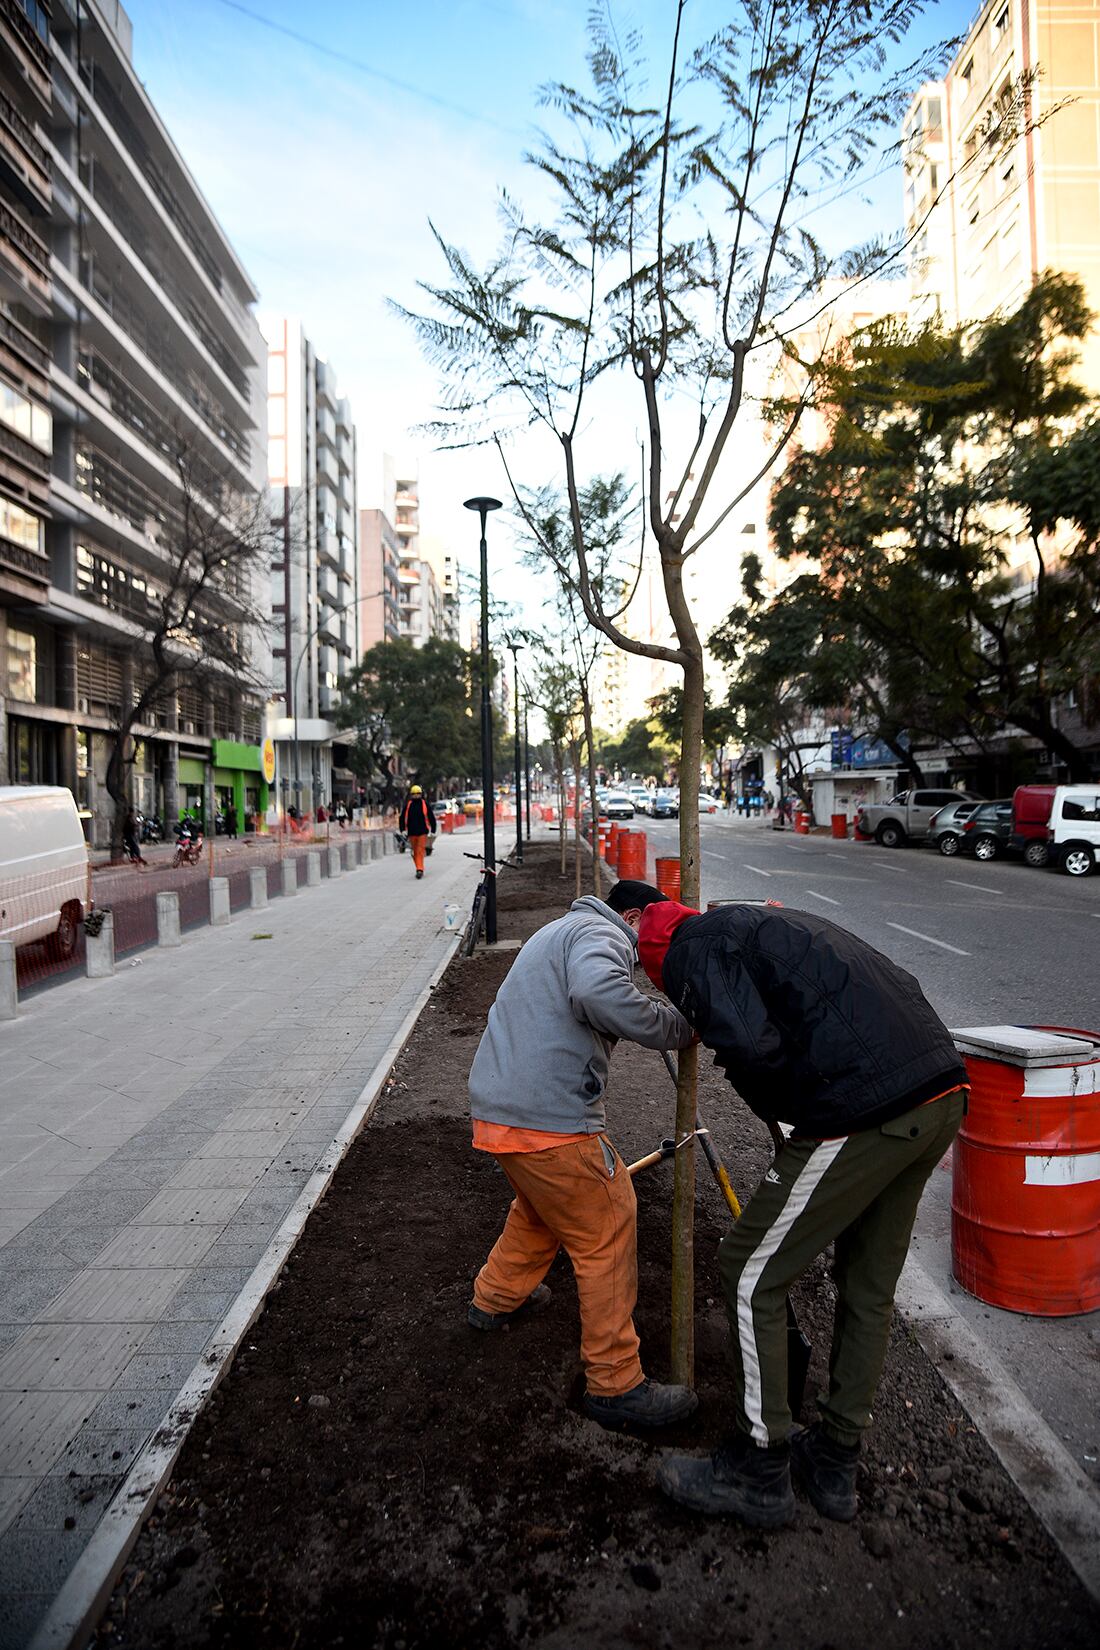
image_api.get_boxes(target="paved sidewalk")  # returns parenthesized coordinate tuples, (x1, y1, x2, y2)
(0, 837, 476, 1649)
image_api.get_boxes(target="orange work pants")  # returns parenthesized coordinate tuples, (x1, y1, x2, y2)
(409, 833, 427, 872)
(473, 1136, 643, 1397)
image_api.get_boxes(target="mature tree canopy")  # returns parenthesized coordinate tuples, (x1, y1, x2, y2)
(340, 638, 478, 794)
(720, 274, 1100, 782)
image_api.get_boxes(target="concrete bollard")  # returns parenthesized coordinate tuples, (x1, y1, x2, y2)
(327, 844, 342, 878)
(346, 836, 360, 869)
(382, 831, 391, 857)
(156, 891, 181, 948)
(0, 940, 17, 1020)
(306, 851, 321, 886)
(367, 834, 379, 862)
(210, 876, 230, 926)
(281, 858, 297, 897)
(86, 910, 115, 978)
(249, 866, 268, 908)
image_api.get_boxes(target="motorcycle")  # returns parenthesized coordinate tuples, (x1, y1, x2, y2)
(173, 821, 205, 867)
(139, 812, 163, 845)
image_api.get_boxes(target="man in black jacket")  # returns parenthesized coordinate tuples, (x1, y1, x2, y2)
(636, 895, 967, 1530)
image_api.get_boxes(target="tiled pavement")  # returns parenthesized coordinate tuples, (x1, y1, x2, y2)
(0, 837, 476, 1649)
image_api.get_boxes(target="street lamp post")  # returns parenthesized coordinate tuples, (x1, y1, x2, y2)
(507, 639, 524, 864)
(523, 699, 531, 842)
(464, 496, 502, 944)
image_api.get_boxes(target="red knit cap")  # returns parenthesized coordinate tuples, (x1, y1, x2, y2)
(638, 899, 699, 990)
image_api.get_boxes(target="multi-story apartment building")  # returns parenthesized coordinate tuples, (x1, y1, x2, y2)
(265, 316, 358, 814)
(0, 0, 53, 640)
(2, 0, 270, 845)
(902, 0, 1100, 777)
(380, 453, 459, 646)
(358, 506, 400, 649)
(904, 0, 1100, 380)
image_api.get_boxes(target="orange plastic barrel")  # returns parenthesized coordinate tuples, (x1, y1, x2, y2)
(441, 812, 454, 834)
(795, 811, 810, 834)
(598, 824, 611, 858)
(655, 856, 681, 900)
(951, 1025, 1100, 1315)
(617, 830, 648, 879)
(608, 823, 621, 865)
(831, 813, 848, 839)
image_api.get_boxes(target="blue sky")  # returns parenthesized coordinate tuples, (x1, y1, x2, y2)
(124, 0, 973, 618)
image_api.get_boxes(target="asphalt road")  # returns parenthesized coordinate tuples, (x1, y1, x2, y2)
(633, 810, 1100, 1487)
(637, 811, 1100, 1032)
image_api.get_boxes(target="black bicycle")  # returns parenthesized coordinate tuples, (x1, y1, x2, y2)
(462, 850, 518, 956)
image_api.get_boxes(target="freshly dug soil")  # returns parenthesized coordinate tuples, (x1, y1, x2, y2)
(97, 844, 1099, 1650)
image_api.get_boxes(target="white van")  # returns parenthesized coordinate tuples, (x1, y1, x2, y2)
(0, 786, 88, 955)
(1047, 784, 1100, 877)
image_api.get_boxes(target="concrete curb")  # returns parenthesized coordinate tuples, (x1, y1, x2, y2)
(28, 925, 466, 1650)
(897, 1254, 1100, 1604)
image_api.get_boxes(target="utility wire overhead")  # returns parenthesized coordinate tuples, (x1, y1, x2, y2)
(215, 0, 527, 137)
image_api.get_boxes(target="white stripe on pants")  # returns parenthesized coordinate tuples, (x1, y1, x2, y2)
(736, 1137, 847, 1444)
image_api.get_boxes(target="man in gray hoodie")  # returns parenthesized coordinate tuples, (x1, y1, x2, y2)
(468, 880, 698, 1430)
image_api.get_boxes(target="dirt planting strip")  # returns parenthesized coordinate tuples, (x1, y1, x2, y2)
(93, 844, 1100, 1649)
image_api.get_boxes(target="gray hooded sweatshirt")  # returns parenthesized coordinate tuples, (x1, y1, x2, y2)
(468, 896, 693, 1135)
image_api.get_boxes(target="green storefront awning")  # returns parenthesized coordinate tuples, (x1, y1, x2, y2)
(211, 740, 264, 773)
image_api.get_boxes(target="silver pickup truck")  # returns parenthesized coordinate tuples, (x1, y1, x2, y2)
(854, 788, 982, 848)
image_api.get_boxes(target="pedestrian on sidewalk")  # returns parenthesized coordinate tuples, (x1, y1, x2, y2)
(636, 897, 967, 1530)
(122, 807, 146, 866)
(226, 804, 238, 840)
(400, 785, 436, 878)
(467, 880, 699, 1432)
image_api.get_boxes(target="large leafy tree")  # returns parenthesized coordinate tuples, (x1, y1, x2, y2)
(738, 275, 1100, 781)
(340, 638, 478, 797)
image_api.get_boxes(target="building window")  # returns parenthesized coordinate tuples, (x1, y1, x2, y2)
(0, 379, 52, 453)
(926, 96, 942, 141)
(0, 495, 43, 553)
(961, 59, 974, 97)
(995, 6, 1010, 41)
(6, 630, 36, 702)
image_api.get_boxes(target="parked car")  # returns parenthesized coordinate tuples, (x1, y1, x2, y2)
(926, 799, 980, 856)
(959, 800, 1014, 860)
(651, 789, 679, 819)
(698, 793, 719, 815)
(628, 786, 651, 815)
(458, 791, 484, 816)
(603, 791, 636, 820)
(855, 789, 983, 848)
(1047, 784, 1100, 877)
(0, 786, 87, 958)
(1010, 784, 1057, 868)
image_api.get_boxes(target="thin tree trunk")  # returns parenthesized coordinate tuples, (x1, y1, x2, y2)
(555, 746, 567, 875)
(570, 738, 583, 899)
(669, 649, 705, 1387)
(580, 679, 601, 898)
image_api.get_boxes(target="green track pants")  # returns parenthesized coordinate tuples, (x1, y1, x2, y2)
(718, 1089, 965, 1448)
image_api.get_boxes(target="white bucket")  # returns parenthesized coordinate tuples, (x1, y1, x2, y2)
(443, 902, 461, 931)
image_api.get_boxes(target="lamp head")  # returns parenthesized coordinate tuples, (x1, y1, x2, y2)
(463, 496, 503, 529)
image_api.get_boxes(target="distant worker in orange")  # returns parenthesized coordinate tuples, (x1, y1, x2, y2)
(400, 784, 436, 879)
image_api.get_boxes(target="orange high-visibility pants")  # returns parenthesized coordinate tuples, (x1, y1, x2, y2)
(409, 833, 427, 872)
(473, 1136, 643, 1397)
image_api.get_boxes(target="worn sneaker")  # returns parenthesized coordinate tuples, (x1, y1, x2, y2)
(584, 1378, 698, 1432)
(790, 1423, 859, 1521)
(657, 1433, 795, 1527)
(467, 1283, 551, 1331)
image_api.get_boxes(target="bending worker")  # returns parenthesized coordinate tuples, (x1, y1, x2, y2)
(635, 892, 967, 1528)
(467, 880, 698, 1431)
(400, 784, 436, 879)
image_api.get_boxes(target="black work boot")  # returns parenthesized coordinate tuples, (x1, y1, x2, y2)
(790, 1422, 859, 1522)
(657, 1433, 795, 1528)
(584, 1378, 698, 1432)
(467, 1283, 551, 1331)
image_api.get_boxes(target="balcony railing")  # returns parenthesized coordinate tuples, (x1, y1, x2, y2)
(0, 196, 50, 292)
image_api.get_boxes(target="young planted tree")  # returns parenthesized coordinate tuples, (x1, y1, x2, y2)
(402, 2, 957, 1380)
(103, 442, 272, 858)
